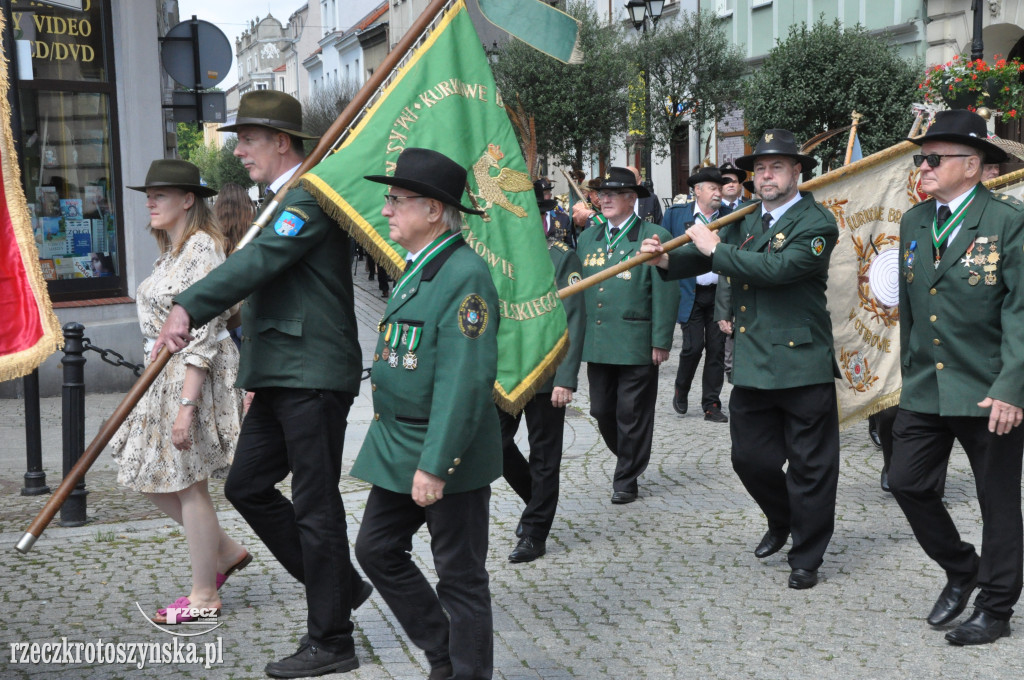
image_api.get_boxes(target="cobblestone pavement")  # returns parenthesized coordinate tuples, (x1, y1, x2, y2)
(1, 257, 1022, 679)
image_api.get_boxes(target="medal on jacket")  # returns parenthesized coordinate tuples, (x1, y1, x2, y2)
(403, 326, 421, 370)
(904, 240, 916, 283)
(385, 322, 402, 368)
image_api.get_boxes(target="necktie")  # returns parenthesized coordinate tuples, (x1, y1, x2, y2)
(936, 205, 952, 258)
(405, 258, 414, 272)
(761, 212, 773, 234)
(610, 227, 619, 237)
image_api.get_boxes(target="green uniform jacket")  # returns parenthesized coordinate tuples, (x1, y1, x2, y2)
(174, 187, 361, 394)
(899, 186, 1024, 416)
(662, 192, 839, 390)
(543, 240, 586, 392)
(577, 218, 680, 365)
(350, 239, 502, 494)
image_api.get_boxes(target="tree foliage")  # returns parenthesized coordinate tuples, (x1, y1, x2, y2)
(176, 122, 205, 161)
(639, 9, 746, 159)
(740, 18, 920, 169)
(189, 138, 253, 192)
(491, 0, 631, 174)
(302, 79, 361, 142)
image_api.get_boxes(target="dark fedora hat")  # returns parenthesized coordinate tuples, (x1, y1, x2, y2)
(218, 90, 318, 139)
(534, 181, 557, 212)
(718, 162, 747, 183)
(742, 179, 756, 195)
(907, 109, 1008, 163)
(596, 166, 650, 198)
(365, 147, 484, 215)
(127, 159, 217, 198)
(736, 129, 818, 172)
(687, 166, 728, 188)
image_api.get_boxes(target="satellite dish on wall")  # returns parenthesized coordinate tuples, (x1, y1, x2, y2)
(161, 18, 232, 89)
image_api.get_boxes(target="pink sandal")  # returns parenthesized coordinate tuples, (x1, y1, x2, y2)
(215, 549, 252, 590)
(151, 596, 220, 624)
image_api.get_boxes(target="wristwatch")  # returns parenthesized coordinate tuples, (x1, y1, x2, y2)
(179, 398, 199, 408)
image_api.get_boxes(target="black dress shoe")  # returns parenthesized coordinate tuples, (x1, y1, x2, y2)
(672, 391, 687, 415)
(428, 662, 454, 680)
(868, 423, 882, 448)
(611, 490, 637, 504)
(509, 536, 546, 563)
(788, 568, 818, 589)
(927, 577, 978, 626)
(945, 609, 1011, 645)
(704, 405, 728, 423)
(265, 642, 358, 678)
(880, 468, 891, 493)
(754, 529, 789, 559)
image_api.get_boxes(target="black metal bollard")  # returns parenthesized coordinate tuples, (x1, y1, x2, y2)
(21, 369, 50, 496)
(60, 322, 88, 526)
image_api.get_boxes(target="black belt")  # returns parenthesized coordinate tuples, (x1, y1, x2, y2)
(695, 283, 718, 289)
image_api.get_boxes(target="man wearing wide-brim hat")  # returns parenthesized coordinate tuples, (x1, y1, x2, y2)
(887, 109, 1024, 646)
(535, 178, 575, 248)
(718, 162, 747, 210)
(641, 129, 841, 591)
(661, 166, 731, 424)
(350, 147, 501, 680)
(577, 167, 680, 505)
(152, 89, 370, 678)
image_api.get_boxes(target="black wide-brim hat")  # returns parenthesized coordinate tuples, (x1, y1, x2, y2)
(907, 109, 1008, 163)
(687, 167, 728, 189)
(736, 129, 818, 172)
(596, 166, 650, 198)
(218, 90, 318, 139)
(127, 159, 217, 198)
(535, 182, 557, 212)
(718, 162, 747, 183)
(365, 147, 485, 215)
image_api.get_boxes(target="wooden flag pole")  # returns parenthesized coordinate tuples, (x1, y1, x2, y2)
(16, 0, 458, 554)
(843, 111, 863, 166)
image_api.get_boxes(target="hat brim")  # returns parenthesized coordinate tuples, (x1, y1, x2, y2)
(686, 176, 729, 189)
(906, 132, 1009, 164)
(735, 151, 818, 173)
(596, 181, 650, 198)
(537, 198, 558, 212)
(127, 181, 218, 198)
(218, 119, 319, 140)
(719, 169, 747, 182)
(364, 174, 486, 215)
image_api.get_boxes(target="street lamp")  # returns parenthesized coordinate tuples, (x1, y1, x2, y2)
(625, 1, 664, 186)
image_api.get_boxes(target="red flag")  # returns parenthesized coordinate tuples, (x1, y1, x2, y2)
(0, 21, 61, 381)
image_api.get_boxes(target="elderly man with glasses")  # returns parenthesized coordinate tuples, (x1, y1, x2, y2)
(576, 167, 679, 505)
(888, 109, 1024, 646)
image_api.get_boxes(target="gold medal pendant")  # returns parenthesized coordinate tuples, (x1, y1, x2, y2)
(403, 352, 418, 370)
(985, 273, 997, 286)
(388, 352, 400, 368)
(968, 273, 981, 286)
(382, 346, 390, 361)
(906, 272, 914, 283)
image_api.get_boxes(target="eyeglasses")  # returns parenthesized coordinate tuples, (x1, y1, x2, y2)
(912, 154, 972, 168)
(383, 193, 426, 207)
(596, 190, 631, 200)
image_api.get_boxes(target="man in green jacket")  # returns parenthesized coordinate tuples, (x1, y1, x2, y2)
(577, 167, 679, 505)
(641, 130, 840, 590)
(888, 110, 1024, 646)
(151, 90, 367, 678)
(500, 185, 587, 563)
(352, 148, 502, 680)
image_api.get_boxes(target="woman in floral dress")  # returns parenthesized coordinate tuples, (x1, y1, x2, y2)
(110, 160, 249, 623)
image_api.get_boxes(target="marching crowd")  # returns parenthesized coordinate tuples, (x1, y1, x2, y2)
(111, 88, 1023, 679)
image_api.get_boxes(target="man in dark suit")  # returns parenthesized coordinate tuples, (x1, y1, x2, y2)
(661, 166, 731, 422)
(499, 186, 587, 563)
(641, 130, 840, 590)
(628, 166, 664, 225)
(152, 90, 368, 677)
(352, 148, 502, 680)
(889, 109, 1024, 646)
(577, 167, 679, 504)
(718, 162, 747, 211)
(535, 177, 576, 248)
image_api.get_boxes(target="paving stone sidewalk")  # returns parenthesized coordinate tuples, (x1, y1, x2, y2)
(1, 258, 1021, 679)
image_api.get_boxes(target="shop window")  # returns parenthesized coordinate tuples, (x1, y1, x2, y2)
(13, 0, 125, 302)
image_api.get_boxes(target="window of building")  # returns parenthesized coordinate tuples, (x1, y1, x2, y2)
(13, 0, 126, 301)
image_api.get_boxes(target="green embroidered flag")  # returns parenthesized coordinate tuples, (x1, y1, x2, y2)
(477, 0, 583, 64)
(302, 0, 568, 413)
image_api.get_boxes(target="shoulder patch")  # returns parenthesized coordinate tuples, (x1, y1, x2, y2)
(567, 271, 582, 286)
(284, 206, 310, 221)
(810, 235, 826, 256)
(549, 240, 569, 252)
(994, 193, 1024, 211)
(458, 294, 489, 339)
(274, 211, 306, 237)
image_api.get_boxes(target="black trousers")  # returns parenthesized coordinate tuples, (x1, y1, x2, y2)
(499, 395, 565, 541)
(587, 362, 658, 494)
(356, 485, 493, 680)
(675, 284, 726, 411)
(224, 387, 360, 654)
(729, 383, 840, 570)
(889, 409, 1024, 619)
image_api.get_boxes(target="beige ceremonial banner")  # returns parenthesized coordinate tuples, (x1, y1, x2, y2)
(814, 142, 924, 426)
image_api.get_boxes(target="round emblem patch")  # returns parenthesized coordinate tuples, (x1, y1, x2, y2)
(810, 236, 826, 256)
(567, 272, 582, 286)
(458, 294, 489, 339)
